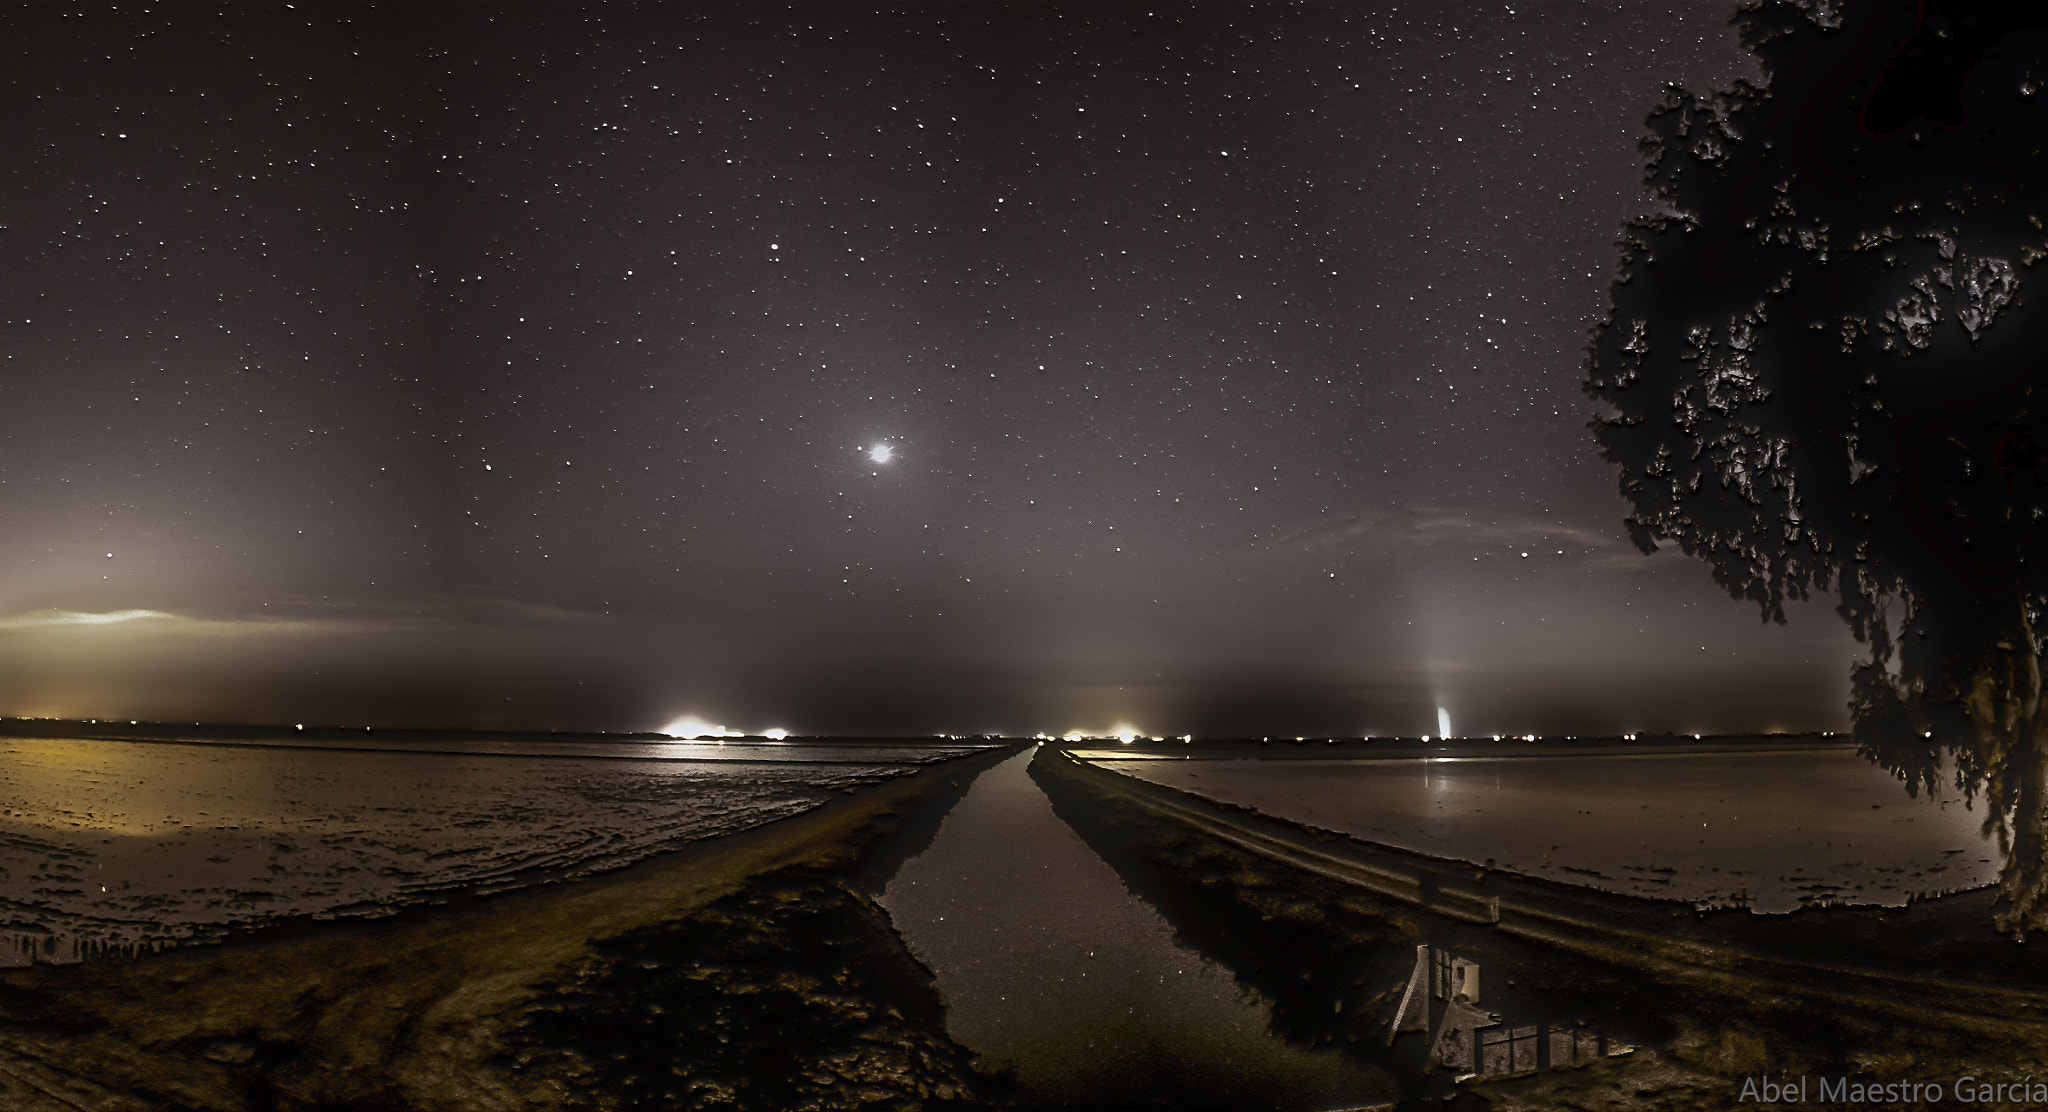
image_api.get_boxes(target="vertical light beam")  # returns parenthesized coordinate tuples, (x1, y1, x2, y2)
(1437, 706, 1452, 741)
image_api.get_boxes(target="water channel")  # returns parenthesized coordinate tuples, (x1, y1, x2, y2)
(879, 745, 1396, 1111)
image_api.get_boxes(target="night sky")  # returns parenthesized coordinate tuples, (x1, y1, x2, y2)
(0, 1, 1854, 738)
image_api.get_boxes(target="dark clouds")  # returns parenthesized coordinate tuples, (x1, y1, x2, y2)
(0, 2, 1849, 736)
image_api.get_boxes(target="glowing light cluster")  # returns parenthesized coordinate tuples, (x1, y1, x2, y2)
(663, 716, 738, 739)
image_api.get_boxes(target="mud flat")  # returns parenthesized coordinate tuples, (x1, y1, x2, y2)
(1033, 747, 2048, 1108)
(0, 745, 1020, 1111)
(0, 735, 984, 964)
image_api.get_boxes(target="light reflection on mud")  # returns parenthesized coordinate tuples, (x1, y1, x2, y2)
(0, 737, 960, 964)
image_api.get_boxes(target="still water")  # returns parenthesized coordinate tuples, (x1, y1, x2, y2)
(1091, 743, 1997, 912)
(881, 747, 1396, 1111)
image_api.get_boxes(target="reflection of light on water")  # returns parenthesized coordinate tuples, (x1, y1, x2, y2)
(882, 749, 1392, 1107)
(1107, 748, 1999, 913)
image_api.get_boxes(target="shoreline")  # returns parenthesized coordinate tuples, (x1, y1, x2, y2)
(1031, 745, 2048, 1102)
(1037, 747, 2021, 971)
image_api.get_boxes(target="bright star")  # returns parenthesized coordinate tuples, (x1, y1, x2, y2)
(868, 444, 893, 464)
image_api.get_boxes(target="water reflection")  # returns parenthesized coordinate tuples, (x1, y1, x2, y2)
(882, 747, 1396, 1111)
(1385, 942, 1633, 1084)
(1093, 745, 1994, 912)
(1032, 745, 2048, 1103)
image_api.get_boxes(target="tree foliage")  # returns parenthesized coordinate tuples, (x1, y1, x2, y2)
(1587, 0, 2048, 931)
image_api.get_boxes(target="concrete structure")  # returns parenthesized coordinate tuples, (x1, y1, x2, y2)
(1385, 942, 1631, 1081)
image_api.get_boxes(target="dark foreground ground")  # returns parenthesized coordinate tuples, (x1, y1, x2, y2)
(4, 741, 2048, 1110)
(0, 745, 1025, 1111)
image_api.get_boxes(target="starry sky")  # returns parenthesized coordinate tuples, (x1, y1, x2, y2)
(0, 1, 1858, 737)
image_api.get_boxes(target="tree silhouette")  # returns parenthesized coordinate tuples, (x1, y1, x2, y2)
(1586, 0, 2048, 932)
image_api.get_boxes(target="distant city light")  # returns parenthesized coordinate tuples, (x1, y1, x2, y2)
(763, 727, 789, 740)
(664, 716, 736, 739)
